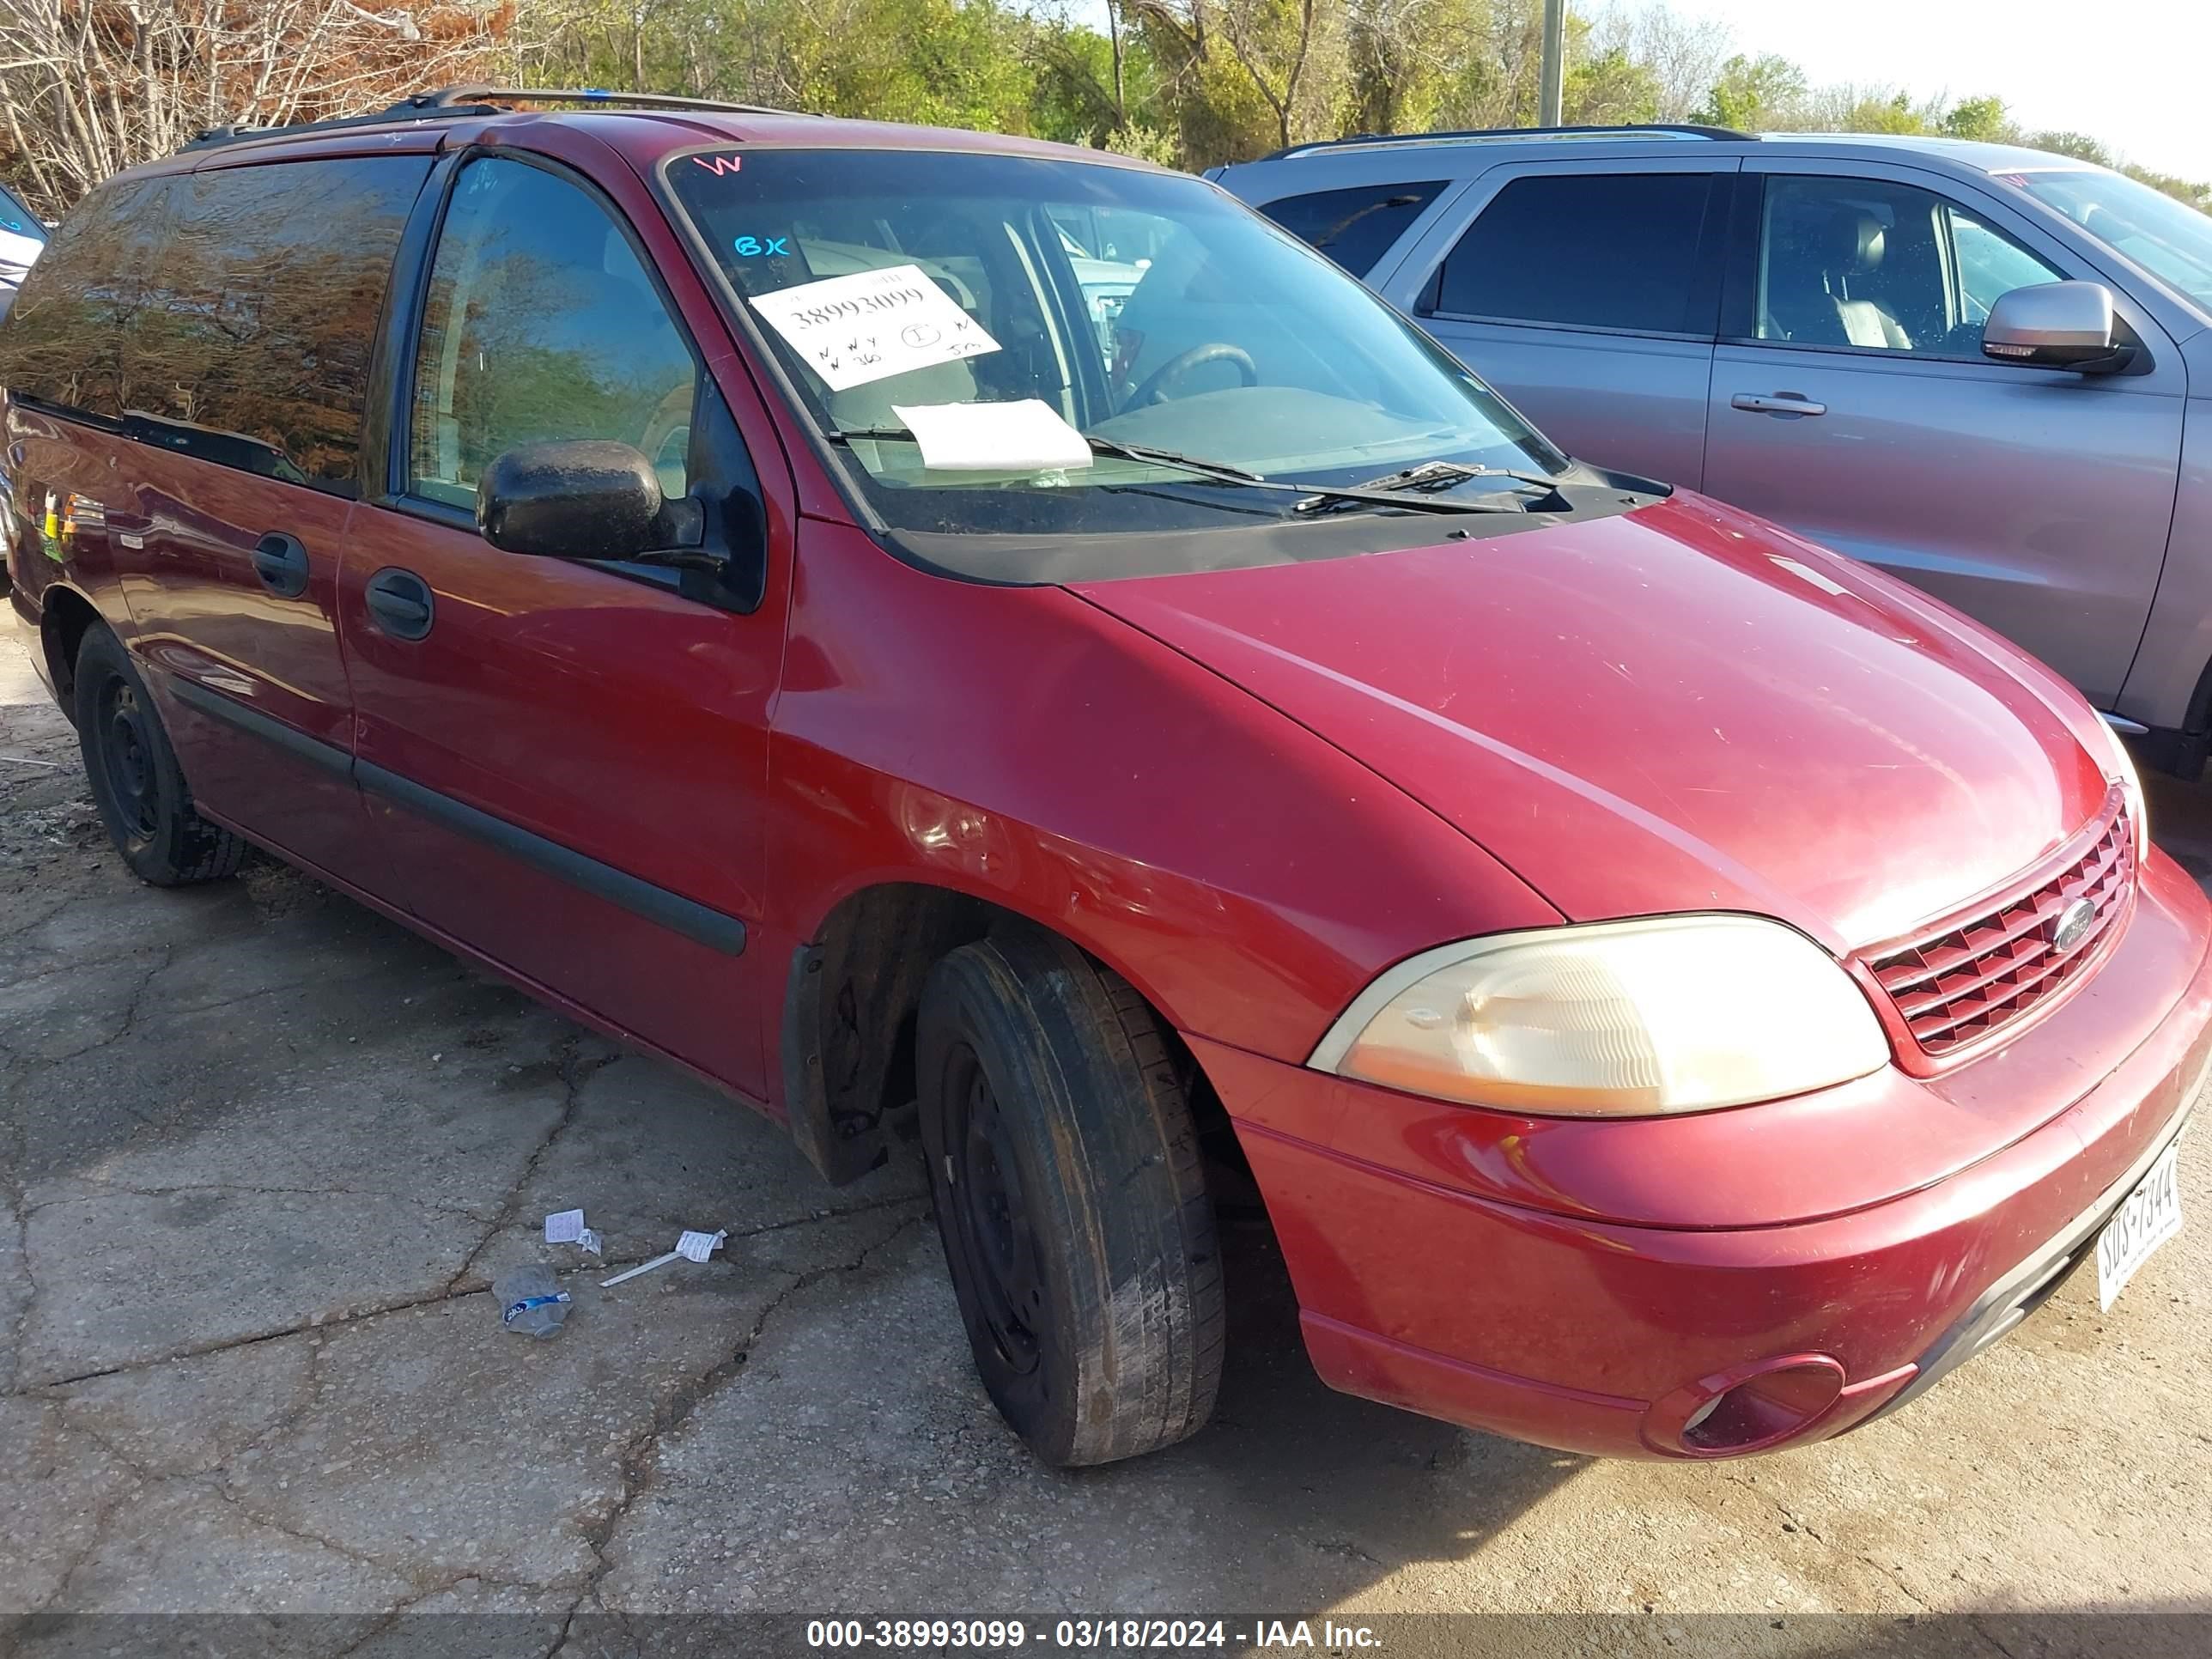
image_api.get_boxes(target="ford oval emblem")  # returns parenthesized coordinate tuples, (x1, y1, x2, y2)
(2053, 896, 2098, 954)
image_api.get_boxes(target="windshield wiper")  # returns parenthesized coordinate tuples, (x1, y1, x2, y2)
(827, 428, 1527, 516)
(1349, 459, 1566, 494)
(1291, 459, 1571, 516)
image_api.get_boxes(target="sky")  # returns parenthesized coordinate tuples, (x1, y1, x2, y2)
(1666, 0, 2212, 179)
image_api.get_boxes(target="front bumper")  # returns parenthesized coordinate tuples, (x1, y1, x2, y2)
(1199, 851, 2212, 1459)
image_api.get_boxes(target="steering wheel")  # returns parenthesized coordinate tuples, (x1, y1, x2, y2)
(1128, 343, 1259, 409)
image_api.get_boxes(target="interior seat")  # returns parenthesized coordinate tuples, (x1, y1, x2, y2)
(1820, 210, 1912, 350)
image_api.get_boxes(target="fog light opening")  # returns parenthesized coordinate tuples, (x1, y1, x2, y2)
(1646, 1356, 1850, 1457)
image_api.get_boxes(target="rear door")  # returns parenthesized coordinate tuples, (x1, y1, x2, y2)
(340, 147, 790, 1096)
(1701, 158, 2186, 708)
(112, 152, 433, 879)
(1390, 159, 1738, 486)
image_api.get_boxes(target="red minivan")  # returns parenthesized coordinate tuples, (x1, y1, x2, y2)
(4, 88, 2204, 1467)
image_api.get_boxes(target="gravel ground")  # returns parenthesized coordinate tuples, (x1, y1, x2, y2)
(2, 618, 2207, 1658)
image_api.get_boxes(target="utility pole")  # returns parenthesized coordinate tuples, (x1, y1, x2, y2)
(1539, 0, 1566, 127)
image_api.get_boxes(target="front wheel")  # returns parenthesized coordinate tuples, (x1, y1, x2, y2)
(917, 931, 1224, 1466)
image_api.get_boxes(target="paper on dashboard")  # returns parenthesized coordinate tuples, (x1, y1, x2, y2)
(749, 264, 1001, 391)
(889, 399, 1095, 472)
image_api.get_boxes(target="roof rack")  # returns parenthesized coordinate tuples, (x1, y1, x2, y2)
(1260, 122, 1754, 163)
(401, 85, 815, 118)
(185, 83, 811, 152)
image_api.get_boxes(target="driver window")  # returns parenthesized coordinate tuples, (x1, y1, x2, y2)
(409, 158, 698, 510)
(1755, 175, 2060, 358)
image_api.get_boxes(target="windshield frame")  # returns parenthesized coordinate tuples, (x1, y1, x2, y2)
(649, 140, 1587, 574)
(1996, 164, 2212, 328)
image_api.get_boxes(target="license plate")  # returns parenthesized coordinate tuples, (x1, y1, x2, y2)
(2096, 1139, 2184, 1311)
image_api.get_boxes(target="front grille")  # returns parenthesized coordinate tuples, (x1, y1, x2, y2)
(1866, 802, 2134, 1058)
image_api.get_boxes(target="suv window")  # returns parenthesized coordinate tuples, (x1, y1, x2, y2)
(137, 156, 430, 493)
(0, 183, 45, 246)
(0, 177, 173, 423)
(1259, 182, 1445, 276)
(1753, 174, 2064, 358)
(408, 157, 698, 511)
(1430, 172, 1721, 335)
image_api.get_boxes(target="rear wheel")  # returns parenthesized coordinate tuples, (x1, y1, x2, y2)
(917, 930, 1224, 1467)
(73, 626, 246, 885)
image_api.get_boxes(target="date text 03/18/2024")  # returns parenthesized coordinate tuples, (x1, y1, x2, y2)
(805, 1619, 1384, 1650)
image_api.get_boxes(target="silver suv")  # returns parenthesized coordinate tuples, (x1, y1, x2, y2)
(1216, 125, 2212, 769)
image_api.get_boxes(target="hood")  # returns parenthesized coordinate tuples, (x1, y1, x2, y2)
(1073, 492, 2112, 954)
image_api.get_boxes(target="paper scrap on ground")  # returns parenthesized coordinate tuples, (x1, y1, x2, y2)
(544, 1208, 586, 1245)
(749, 264, 1000, 392)
(677, 1229, 728, 1264)
(577, 1226, 603, 1256)
(890, 399, 1094, 473)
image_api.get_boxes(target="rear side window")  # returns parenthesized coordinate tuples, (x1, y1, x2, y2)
(1430, 172, 1721, 335)
(0, 177, 173, 423)
(136, 156, 431, 495)
(1259, 182, 1445, 276)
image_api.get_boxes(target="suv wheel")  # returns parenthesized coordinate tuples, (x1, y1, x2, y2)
(74, 626, 246, 885)
(917, 930, 1224, 1467)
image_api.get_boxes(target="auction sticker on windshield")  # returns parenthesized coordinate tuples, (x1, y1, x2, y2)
(2095, 1138, 2183, 1310)
(750, 264, 1001, 391)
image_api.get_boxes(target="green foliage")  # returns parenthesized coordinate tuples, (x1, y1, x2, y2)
(495, 0, 2210, 211)
(1941, 96, 2011, 143)
(1693, 53, 1806, 131)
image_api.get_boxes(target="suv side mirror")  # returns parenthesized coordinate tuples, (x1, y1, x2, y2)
(477, 441, 690, 560)
(1983, 281, 2135, 374)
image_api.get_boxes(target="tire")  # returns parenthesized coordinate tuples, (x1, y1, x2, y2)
(73, 625, 246, 886)
(917, 930, 1224, 1467)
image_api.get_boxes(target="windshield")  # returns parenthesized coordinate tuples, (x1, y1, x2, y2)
(665, 148, 1582, 556)
(2004, 167, 2212, 314)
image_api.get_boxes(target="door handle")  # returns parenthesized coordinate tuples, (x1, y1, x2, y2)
(364, 567, 435, 641)
(1730, 392, 1827, 417)
(252, 531, 311, 598)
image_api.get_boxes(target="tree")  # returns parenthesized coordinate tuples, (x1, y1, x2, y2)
(0, 0, 508, 218)
(1941, 95, 2012, 143)
(1693, 52, 1805, 132)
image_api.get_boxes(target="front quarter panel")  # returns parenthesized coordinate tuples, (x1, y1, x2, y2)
(2118, 328, 2212, 733)
(763, 521, 1562, 1067)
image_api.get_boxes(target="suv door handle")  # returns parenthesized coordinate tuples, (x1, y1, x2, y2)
(364, 567, 435, 641)
(252, 532, 311, 597)
(1730, 392, 1827, 417)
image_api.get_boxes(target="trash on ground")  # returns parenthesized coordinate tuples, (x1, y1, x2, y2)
(601, 1228, 727, 1288)
(544, 1208, 603, 1254)
(493, 1264, 574, 1339)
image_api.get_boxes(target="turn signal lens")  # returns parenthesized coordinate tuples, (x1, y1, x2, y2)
(1310, 915, 1888, 1116)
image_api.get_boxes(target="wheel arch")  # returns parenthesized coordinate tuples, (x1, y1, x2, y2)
(778, 877, 1218, 1186)
(36, 581, 106, 720)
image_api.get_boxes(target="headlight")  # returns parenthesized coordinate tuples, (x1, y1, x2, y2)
(1310, 915, 1889, 1116)
(2093, 719, 2149, 860)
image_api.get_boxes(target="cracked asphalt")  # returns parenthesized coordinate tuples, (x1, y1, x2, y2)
(3, 622, 2209, 1657)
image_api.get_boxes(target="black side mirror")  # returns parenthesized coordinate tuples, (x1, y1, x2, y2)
(477, 441, 693, 561)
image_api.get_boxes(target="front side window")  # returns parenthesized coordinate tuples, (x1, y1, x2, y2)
(1753, 174, 2063, 358)
(409, 157, 698, 510)
(1430, 172, 1722, 334)
(1260, 181, 1446, 276)
(667, 147, 1589, 576)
